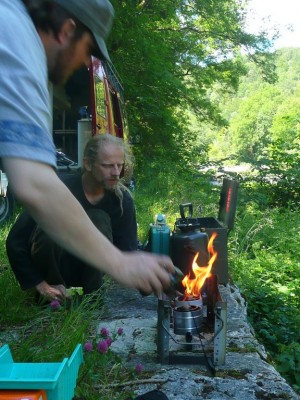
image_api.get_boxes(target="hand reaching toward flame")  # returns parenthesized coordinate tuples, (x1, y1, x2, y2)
(111, 251, 175, 296)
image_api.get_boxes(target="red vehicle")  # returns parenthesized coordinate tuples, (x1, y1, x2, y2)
(53, 57, 128, 167)
(0, 58, 129, 224)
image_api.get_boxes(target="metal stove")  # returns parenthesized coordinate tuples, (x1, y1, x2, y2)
(157, 274, 227, 367)
(151, 179, 239, 368)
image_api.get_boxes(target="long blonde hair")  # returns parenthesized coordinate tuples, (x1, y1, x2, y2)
(83, 134, 134, 212)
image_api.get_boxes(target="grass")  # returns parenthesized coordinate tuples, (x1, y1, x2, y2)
(0, 164, 300, 396)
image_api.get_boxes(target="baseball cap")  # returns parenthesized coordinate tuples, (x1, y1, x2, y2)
(54, 0, 114, 61)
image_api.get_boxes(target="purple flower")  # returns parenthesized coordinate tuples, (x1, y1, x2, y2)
(100, 327, 110, 338)
(84, 342, 93, 352)
(135, 364, 143, 374)
(117, 327, 124, 336)
(50, 300, 61, 310)
(97, 340, 109, 354)
(105, 337, 113, 348)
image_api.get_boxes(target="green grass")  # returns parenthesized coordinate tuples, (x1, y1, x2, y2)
(1, 165, 300, 395)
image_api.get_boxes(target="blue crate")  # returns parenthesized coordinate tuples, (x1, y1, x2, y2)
(0, 344, 83, 400)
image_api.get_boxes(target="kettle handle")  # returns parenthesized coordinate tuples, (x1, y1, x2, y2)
(180, 203, 193, 219)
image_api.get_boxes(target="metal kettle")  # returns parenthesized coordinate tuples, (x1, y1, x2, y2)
(170, 203, 209, 279)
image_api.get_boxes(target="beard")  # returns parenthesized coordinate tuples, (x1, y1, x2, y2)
(48, 45, 76, 86)
(48, 57, 66, 86)
(102, 178, 119, 191)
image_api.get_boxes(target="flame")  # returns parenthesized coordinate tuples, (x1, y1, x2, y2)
(182, 232, 218, 298)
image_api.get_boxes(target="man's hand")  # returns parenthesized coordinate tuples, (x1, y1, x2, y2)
(35, 281, 69, 301)
(113, 251, 175, 296)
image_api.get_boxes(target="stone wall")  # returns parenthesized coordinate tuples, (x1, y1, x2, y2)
(99, 283, 300, 400)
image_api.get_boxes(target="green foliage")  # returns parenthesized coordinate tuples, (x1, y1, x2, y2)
(0, 266, 38, 325)
(276, 343, 300, 392)
(229, 86, 281, 161)
(230, 203, 300, 390)
(210, 49, 300, 163)
(0, 221, 12, 266)
(134, 161, 220, 242)
(108, 0, 275, 166)
(0, 217, 44, 325)
(209, 48, 300, 208)
(254, 143, 300, 208)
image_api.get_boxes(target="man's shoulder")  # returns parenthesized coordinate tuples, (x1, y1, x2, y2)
(59, 171, 85, 201)
(122, 188, 134, 200)
(121, 188, 135, 208)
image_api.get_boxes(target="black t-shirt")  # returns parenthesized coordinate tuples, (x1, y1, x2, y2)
(62, 173, 137, 251)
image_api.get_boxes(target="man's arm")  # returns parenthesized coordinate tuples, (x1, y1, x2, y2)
(3, 158, 174, 295)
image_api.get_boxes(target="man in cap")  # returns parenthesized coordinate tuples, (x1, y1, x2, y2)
(0, 0, 174, 298)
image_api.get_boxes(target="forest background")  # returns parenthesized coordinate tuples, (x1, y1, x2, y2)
(0, 0, 299, 397)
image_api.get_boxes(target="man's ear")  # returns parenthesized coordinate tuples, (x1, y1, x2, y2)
(57, 18, 76, 44)
(83, 158, 92, 172)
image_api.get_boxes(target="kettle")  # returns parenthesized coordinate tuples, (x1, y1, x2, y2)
(170, 203, 209, 280)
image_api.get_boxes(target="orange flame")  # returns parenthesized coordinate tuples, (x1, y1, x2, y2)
(182, 232, 218, 298)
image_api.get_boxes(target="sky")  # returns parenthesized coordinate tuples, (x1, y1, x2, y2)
(245, 0, 300, 49)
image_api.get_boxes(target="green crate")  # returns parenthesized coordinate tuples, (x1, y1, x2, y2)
(0, 344, 83, 400)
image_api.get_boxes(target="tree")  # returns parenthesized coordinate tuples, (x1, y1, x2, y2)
(107, 0, 276, 167)
(230, 86, 282, 161)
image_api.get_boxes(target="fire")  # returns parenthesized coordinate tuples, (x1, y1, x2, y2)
(182, 232, 218, 298)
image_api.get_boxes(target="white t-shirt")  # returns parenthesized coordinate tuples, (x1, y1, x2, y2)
(0, 0, 56, 167)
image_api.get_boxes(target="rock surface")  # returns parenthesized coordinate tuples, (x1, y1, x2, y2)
(99, 282, 299, 400)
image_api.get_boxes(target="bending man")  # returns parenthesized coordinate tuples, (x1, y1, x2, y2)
(0, 0, 174, 296)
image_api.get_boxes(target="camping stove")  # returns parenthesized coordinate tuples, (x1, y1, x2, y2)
(157, 274, 227, 366)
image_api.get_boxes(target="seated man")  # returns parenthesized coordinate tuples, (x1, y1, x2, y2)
(6, 134, 137, 301)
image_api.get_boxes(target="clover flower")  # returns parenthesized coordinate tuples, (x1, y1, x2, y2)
(106, 337, 113, 347)
(117, 327, 124, 336)
(84, 342, 93, 352)
(135, 363, 143, 374)
(50, 300, 61, 310)
(97, 340, 109, 354)
(100, 327, 110, 338)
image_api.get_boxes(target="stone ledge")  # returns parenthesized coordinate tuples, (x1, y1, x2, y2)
(99, 283, 299, 400)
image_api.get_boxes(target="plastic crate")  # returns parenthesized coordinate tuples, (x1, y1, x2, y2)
(0, 344, 83, 400)
(0, 389, 47, 400)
